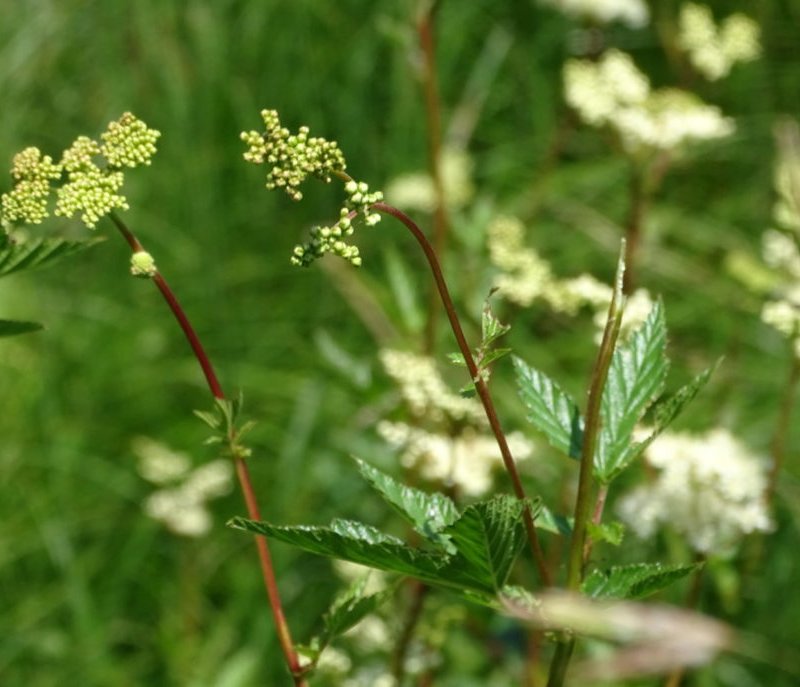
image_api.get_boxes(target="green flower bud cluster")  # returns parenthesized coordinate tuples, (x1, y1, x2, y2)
(130, 250, 157, 278)
(1, 148, 62, 225)
(241, 109, 346, 201)
(0, 113, 160, 230)
(289, 180, 383, 268)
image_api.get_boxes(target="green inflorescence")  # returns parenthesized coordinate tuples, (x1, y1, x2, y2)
(0, 113, 160, 230)
(241, 109, 383, 267)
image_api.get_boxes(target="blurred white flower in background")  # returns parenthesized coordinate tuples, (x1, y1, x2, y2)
(617, 428, 773, 554)
(377, 421, 534, 497)
(539, 0, 649, 28)
(384, 148, 474, 213)
(488, 215, 653, 339)
(564, 50, 734, 154)
(133, 437, 233, 537)
(678, 3, 761, 81)
(378, 348, 535, 496)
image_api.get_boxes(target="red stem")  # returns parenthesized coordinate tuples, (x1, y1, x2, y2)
(372, 201, 552, 586)
(109, 213, 306, 686)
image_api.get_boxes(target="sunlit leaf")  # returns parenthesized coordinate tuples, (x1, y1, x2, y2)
(595, 301, 668, 482)
(514, 356, 583, 459)
(356, 458, 458, 551)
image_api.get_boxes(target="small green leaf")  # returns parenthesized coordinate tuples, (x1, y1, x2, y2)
(356, 458, 459, 551)
(595, 301, 669, 483)
(534, 506, 573, 536)
(514, 356, 583, 459)
(481, 298, 511, 346)
(0, 237, 103, 277)
(586, 520, 625, 547)
(478, 347, 512, 368)
(0, 319, 44, 337)
(441, 495, 536, 592)
(582, 562, 702, 600)
(384, 245, 424, 333)
(301, 577, 392, 666)
(447, 352, 467, 367)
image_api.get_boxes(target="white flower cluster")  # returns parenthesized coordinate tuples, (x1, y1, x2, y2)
(538, 0, 649, 28)
(617, 428, 772, 554)
(487, 215, 653, 339)
(377, 421, 534, 497)
(678, 3, 761, 81)
(564, 50, 734, 155)
(759, 122, 800, 356)
(133, 436, 234, 538)
(379, 348, 485, 425)
(384, 148, 475, 213)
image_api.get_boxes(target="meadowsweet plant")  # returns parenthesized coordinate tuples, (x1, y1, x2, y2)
(233, 108, 743, 686)
(1, 113, 309, 685)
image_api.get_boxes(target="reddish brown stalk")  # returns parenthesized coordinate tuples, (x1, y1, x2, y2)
(109, 213, 306, 686)
(416, 2, 450, 352)
(372, 201, 551, 586)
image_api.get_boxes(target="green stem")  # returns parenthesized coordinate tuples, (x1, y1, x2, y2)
(372, 201, 551, 586)
(109, 213, 307, 686)
(546, 249, 625, 687)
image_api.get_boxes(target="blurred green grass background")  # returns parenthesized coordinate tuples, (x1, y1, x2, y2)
(2, 1, 800, 685)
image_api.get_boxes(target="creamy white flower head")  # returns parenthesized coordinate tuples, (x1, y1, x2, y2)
(136, 439, 233, 538)
(564, 50, 649, 127)
(762, 229, 800, 278)
(488, 215, 557, 307)
(144, 488, 213, 537)
(617, 428, 773, 553)
(678, 3, 761, 81)
(378, 421, 533, 496)
(565, 51, 734, 154)
(132, 436, 191, 484)
(539, 0, 649, 27)
(385, 147, 474, 213)
(379, 349, 485, 424)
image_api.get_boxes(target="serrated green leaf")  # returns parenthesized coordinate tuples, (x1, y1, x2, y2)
(595, 301, 668, 482)
(0, 319, 44, 337)
(513, 356, 583, 459)
(0, 237, 103, 277)
(586, 520, 625, 547)
(582, 562, 702, 600)
(356, 458, 458, 551)
(602, 363, 718, 483)
(229, 516, 458, 588)
(440, 495, 535, 592)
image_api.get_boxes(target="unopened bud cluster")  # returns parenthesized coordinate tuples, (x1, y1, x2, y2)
(0, 113, 160, 229)
(241, 109, 346, 201)
(243, 109, 384, 267)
